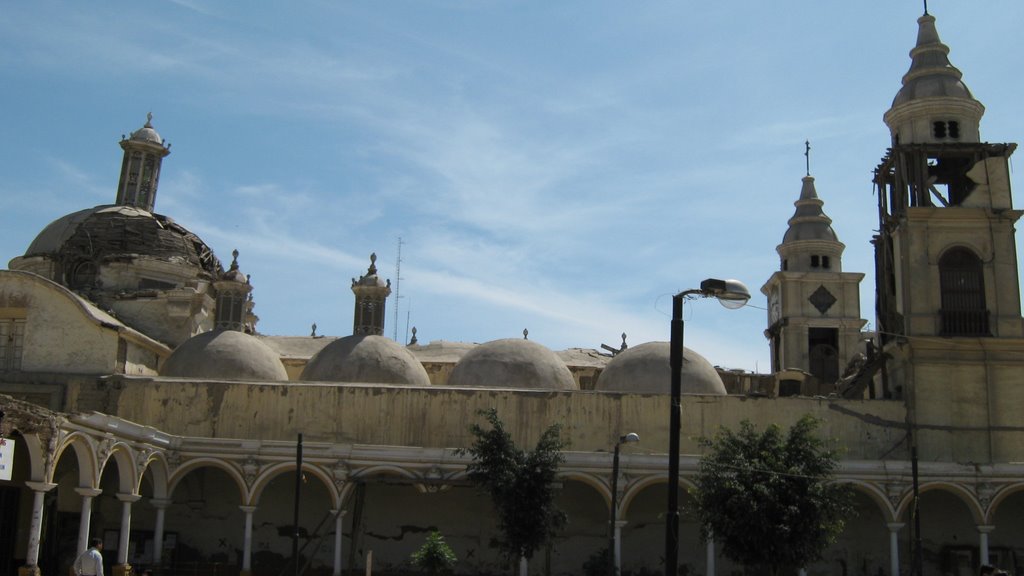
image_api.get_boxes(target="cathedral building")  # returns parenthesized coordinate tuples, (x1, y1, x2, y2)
(2, 9, 1023, 576)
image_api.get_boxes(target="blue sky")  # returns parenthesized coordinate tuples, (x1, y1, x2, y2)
(2, 1, 1022, 372)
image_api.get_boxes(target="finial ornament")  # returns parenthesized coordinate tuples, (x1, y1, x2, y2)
(923, 0, 928, 15)
(145, 112, 153, 127)
(231, 249, 240, 269)
(367, 252, 378, 275)
(805, 140, 811, 176)
(523, 328, 529, 340)
(409, 326, 418, 345)
(311, 323, 317, 337)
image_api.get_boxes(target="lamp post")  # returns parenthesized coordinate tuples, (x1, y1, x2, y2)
(665, 278, 750, 576)
(609, 432, 640, 576)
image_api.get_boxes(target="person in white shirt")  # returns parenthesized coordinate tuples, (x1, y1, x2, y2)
(73, 538, 104, 576)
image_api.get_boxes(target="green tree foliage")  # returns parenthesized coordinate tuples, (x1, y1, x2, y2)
(411, 531, 458, 575)
(462, 408, 567, 566)
(693, 415, 854, 576)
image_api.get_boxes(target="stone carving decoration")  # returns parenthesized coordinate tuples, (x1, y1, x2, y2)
(885, 482, 908, 509)
(96, 436, 116, 467)
(242, 457, 260, 487)
(164, 450, 181, 472)
(976, 482, 995, 513)
(809, 285, 837, 315)
(332, 462, 350, 491)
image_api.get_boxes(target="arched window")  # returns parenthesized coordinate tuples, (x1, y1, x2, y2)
(939, 247, 989, 336)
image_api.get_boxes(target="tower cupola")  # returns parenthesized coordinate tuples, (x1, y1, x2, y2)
(214, 249, 255, 332)
(884, 13, 984, 145)
(116, 113, 171, 212)
(351, 253, 391, 336)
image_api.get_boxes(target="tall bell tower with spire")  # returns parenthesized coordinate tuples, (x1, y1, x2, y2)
(762, 144, 866, 394)
(873, 10, 1024, 462)
(874, 11, 1022, 344)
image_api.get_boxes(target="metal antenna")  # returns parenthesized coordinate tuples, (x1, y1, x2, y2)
(392, 237, 405, 342)
(805, 140, 811, 176)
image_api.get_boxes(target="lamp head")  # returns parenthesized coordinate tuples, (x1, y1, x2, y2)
(700, 278, 750, 310)
(620, 432, 640, 444)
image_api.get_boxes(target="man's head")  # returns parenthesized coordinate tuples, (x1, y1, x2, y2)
(90, 537, 103, 550)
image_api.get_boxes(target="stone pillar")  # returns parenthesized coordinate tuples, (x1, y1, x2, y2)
(113, 493, 141, 576)
(887, 522, 905, 576)
(705, 537, 715, 576)
(613, 520, 627, 575)
(19, 482, 57, 576)
(151, 498, 172, 564)
(331, 509, 347, 576)
(977, 525, 995, 566)
(519, 556, 528, 576)
(74, 487, 103, 554)
(240, 505, 257, 576)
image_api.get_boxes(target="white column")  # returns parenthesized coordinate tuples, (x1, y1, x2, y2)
(613, 520, 627, 575)
(74, 487, 102, 554)
(519, 556, 528, 576)
(887, 522, 904, 576)
(151, 498, 171, 564)
(23, 481, 57, 566)
(705, 537, 715, 576)
(977, 525, 995, 566)
(331, 509, 347, 576)
(241, 505, 257, 573)
(116, 494, 141, 564)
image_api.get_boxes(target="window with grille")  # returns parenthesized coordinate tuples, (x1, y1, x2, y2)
(939, 247, 989, 336)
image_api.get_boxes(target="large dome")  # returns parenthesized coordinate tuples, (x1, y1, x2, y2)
(13, 205, 219, 290)
(595, 341, 725, 395)
(447, 338, 577, 390)
(162, 329, 288, 381)
(301, 335, 431, 386)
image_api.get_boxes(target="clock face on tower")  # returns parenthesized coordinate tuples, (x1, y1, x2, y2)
(769, 286, 781, 324)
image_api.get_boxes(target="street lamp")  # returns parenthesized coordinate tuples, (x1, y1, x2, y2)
(609, 432, 640, 576)
(665, 278, 750, 576)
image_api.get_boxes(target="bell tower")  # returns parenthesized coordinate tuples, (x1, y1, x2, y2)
(873, 12, 1022, 343)
(762, 155, 866, 394)
(872, 10, 1024, 463)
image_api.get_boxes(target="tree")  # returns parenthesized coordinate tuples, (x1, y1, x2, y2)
(693, 415, 854, 576)
(461, 408, 567, 569)
(411, 531, 458, 575)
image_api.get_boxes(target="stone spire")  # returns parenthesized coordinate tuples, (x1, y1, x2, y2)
(777, 174, 844, 273)
(884, 12, 984, 144)
(351, 253, 391, 336)
(116, 113, 171, 212)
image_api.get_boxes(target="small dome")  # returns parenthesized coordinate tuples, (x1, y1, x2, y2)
(162, 329, 288, 381)
(448, 338, 577, 390)
(127, 114, 164, 146)
(301, 335, 430, 385)
(595, 341, 725, 395)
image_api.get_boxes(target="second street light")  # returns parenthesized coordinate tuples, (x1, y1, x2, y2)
(665, 278, 750, 576)
(609, 432, 640, 576)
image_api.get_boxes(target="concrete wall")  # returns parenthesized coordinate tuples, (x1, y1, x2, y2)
(97, 377, 909, 460)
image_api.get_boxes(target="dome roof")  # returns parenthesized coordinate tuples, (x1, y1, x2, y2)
(301, 335, 430, 385)
(781, 176, 839, 243)
(447, 338, 577, 390)
(891, 14, 977, 107)
(20, 205, 219, 278)
(162, 329, 288, 381)
(595, 341, 725, 395)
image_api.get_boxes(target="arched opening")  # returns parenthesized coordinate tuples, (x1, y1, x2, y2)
(552, 478, 607, 575)
(165, 465, 245, 574)
(989, 487, 1024, 573)
(250, 466, 335, 576)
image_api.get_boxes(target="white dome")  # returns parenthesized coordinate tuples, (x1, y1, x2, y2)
(301, 335, 430, 386)
(595, 341, 725, 395)
(162, 329, 288, 381)
(447, 338, 577, 390)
